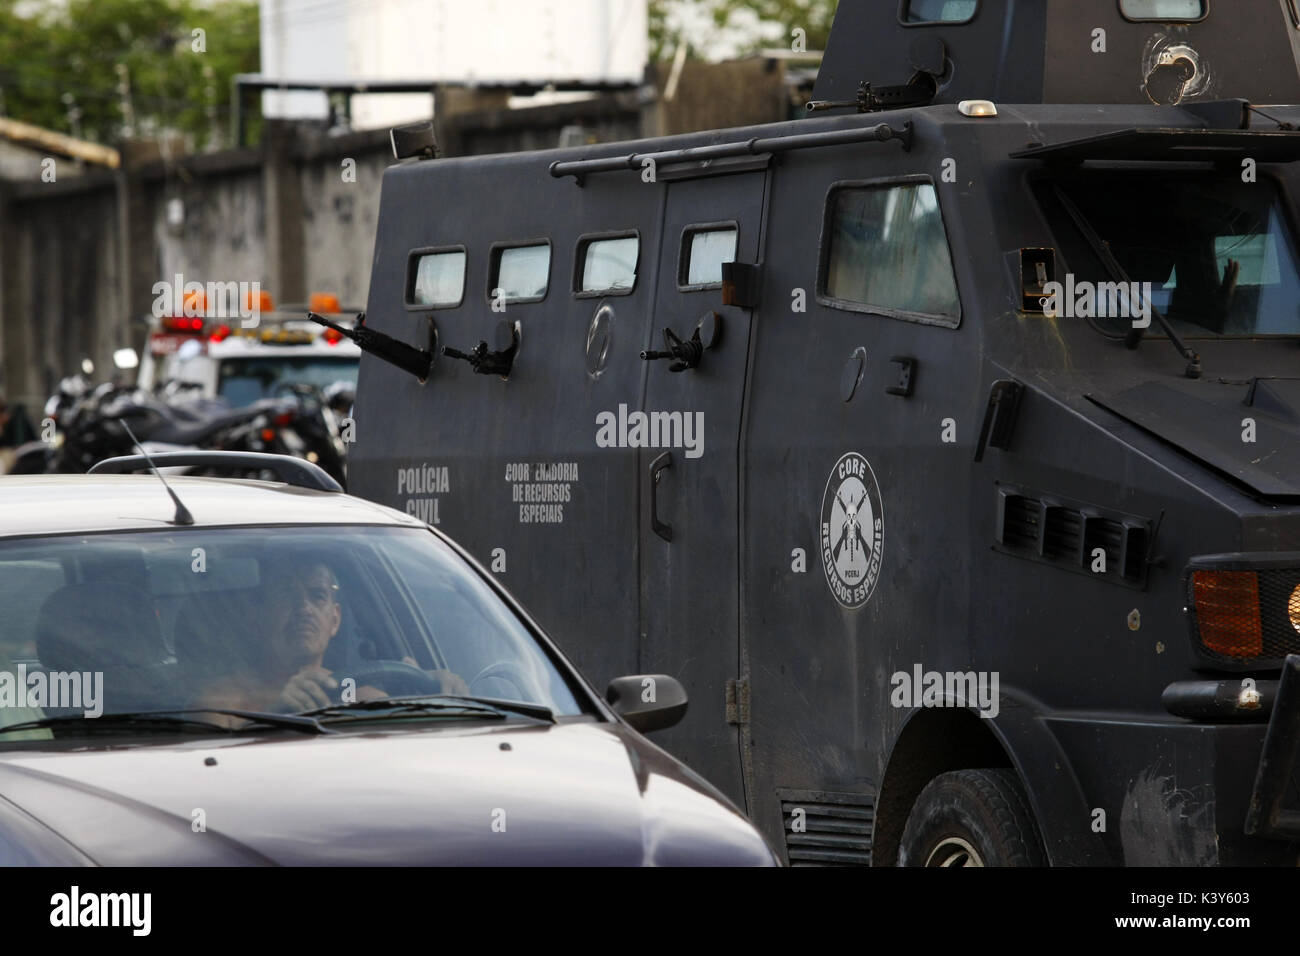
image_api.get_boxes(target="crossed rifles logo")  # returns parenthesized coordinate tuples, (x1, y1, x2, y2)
(832, 485, 874, 566)
(821, 452, 883, 607)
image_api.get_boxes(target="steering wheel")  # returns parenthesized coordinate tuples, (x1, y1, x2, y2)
(346, 659, 444, 699)
(469, 660, 536, 699)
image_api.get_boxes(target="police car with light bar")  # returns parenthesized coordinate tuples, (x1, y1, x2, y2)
(138, 291, 360, 408)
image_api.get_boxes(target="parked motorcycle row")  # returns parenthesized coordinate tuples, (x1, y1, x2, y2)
(5, 364, 353, 486)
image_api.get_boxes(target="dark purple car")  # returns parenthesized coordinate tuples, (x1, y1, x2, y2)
(0, 454, 777, 866)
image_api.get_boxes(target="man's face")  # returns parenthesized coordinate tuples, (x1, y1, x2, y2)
(261, 563, 341, 670)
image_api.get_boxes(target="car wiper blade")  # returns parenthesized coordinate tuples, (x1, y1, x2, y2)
(435, 694, 555, 722)
(0, 709, 331, 737)
(184, 708, 334, 734)
(295, 696, 509, 721)
(1052, 184, 1203, 379)
(297, 694, 554, 723)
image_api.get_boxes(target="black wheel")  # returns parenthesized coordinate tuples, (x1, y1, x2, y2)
(898, 768, 1046, 867)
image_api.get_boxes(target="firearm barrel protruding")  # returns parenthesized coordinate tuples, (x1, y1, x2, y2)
(307, 312, 433, 382)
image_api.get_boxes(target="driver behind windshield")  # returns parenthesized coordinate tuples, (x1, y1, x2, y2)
(189, 560, 468, 718)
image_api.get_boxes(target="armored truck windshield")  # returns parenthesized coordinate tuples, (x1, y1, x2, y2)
(1035, 172, 1300, 338)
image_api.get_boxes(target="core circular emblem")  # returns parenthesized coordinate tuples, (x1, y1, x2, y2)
(820, 452, 884, 608)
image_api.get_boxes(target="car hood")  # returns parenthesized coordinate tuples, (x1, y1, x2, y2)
(1090, 378, 1300, 499)
(0, 720, 776, 866)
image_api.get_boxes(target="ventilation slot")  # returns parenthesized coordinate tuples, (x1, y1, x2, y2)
(998, 494, 1043, 550)
(1119, 523, 1148, 581)
(1084, 516, 1124, 573)
(1043, 505, 1084, 562)
(778, 789, 874, 866)
(995, 485, 1151, 588)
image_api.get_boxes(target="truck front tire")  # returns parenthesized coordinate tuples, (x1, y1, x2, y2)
(898, 768, 1046, 866)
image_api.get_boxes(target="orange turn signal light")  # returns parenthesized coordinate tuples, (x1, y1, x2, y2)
(1289, 583, 1300, 636)
(1192, 570, 1263, 658)
(309, 292, 341, 314)
(246, 289, 274, 313)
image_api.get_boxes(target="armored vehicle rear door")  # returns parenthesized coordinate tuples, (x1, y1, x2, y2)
(637, 170, 768, 808)
(350, 155, 664, 689)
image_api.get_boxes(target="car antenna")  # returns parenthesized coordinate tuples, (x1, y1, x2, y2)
(117, 418, 195, 526)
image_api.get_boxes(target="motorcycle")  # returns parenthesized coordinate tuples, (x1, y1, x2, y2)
(269, 382, 350, 486)
(44, 380, 300, 476)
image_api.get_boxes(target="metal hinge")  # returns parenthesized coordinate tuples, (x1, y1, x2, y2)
(725, 678, 750, 726)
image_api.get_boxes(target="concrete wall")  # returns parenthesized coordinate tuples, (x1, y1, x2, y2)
(0, 174, 122, 408)
(0, 127, 393, 409)
(298, 141, 391, 310)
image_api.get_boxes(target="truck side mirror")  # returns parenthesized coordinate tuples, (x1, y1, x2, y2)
(605, 674, 688, 733)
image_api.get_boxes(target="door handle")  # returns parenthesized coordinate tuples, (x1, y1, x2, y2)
(650, 451, 673, 542)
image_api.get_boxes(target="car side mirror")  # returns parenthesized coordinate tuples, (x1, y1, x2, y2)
(605, 674, 688, 733)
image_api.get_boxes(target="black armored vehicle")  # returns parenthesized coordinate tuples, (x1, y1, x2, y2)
(337, 0, 1300, 866)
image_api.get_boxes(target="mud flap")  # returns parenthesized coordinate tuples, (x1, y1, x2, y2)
(1245, 654, 1300, 840)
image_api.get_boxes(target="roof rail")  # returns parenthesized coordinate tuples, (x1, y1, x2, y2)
(89, 452, 343, 493)
(549, 122, 912, 183)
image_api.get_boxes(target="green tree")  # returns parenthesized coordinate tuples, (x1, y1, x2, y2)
(0, 0, 259, 149)
(649, 0, 840, 61)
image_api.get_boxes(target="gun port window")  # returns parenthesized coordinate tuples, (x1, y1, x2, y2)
(1119, 0, 1206, 21)
(820, 181, 961, 325)
(491, 243, 551, 303)
(681, 226, 738, 289)
(902, 0, 978, 24)
(577, 234, 639, 296)
(408, 249, 466, 308)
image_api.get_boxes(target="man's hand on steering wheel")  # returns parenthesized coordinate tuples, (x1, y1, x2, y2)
(400, 656, 469, 695)
(275, 666, 338, 711)
(277, 660, 471, 712)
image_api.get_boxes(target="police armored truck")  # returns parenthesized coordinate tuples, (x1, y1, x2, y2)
(327, 0, 1300, 866)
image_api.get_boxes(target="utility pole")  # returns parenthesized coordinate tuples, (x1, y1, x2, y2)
(203, 63, 220, 150)
(61, 92, 83, 142)
(115, 63, 135, 139)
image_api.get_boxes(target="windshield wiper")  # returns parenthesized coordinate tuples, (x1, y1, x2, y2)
(1053, 185, 1203, 379)
(0, 709, 332, 737)
(297, 694, 555, 723)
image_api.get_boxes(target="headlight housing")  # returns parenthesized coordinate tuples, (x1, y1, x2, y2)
(1185, 555, 1300, 669)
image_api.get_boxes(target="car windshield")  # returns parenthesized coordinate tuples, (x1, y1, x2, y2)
(218, 356, 358, 405)
(0, 526, 583, 741)
(1037, 172, 1300, 337)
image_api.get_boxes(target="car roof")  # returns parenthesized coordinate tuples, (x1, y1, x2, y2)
(0, 475, 422, 538)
